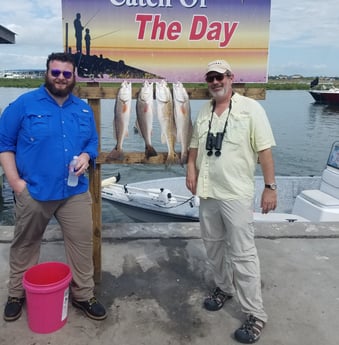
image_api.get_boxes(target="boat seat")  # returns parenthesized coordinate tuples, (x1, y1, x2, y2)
(293, 189, 339, 222)
(292, 142, 339, 222)
(297, 189, 339, 207)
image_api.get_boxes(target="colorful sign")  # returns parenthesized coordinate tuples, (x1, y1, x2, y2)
(61, 0, 271, 83)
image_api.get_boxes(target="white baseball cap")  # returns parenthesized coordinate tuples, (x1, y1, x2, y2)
(206, 59, 232, 74)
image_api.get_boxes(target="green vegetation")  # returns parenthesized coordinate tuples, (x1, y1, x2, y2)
(0, 77, 338, 90)
(0, 78, 44, 88)
(247, 82, 309, 90)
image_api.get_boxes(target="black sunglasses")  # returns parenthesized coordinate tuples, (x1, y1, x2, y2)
(205, 74, 226, 83)
(50, 69, 73, 79)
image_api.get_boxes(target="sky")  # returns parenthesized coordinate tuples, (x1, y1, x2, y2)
(0, 0, 339, 77)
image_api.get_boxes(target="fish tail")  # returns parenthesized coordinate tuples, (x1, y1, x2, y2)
(180, 151, 188, 166)
(107, 148, 124, 160)
(165, 151, 178, 167)
(145, 145, 158, 158)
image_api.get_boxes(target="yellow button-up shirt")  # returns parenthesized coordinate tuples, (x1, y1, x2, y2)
(189, 92, 276, 200)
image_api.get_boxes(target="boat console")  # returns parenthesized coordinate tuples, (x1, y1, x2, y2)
(292, 141, 339, 221)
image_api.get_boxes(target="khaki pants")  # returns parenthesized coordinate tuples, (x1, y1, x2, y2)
(8, 188, 94, 301)
(200, 198, 267, 323)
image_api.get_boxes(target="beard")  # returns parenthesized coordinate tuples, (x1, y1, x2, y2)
(44, 74, 76, 98)
(209, 85, 227, 99)
(209, 85, 228, 99)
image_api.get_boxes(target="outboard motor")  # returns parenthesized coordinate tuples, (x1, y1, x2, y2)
(158, 188, 172, 204)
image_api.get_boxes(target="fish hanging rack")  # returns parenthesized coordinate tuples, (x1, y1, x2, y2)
(72, 81, 265, 283)
(73, 82, 265, 165)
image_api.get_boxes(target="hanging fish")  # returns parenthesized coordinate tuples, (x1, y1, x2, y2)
(135, 81, 157, 158)
(108, 81, 132, 160)
(173, 82, 193, 165)
(155, 80, 177, 166)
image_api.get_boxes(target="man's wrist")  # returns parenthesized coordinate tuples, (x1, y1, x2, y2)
(265, 183, 277, 190)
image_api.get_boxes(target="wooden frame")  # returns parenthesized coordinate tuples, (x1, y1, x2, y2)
(73, 83, 265, 282)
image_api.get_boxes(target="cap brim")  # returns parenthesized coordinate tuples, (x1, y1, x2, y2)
(206, 67, 227, 74)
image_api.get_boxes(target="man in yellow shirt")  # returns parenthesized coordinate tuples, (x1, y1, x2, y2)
(186, 60, 277, 344)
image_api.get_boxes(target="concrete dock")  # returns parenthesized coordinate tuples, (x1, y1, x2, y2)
(0, 221, 338, 345)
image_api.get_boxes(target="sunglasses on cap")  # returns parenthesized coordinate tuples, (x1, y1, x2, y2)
(50, 69, 73, 79)
(205, 72, 232, 83)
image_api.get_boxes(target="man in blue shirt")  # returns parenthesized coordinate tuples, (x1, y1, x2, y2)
(0, 52, 107, 321)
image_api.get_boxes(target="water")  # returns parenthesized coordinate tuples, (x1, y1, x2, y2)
(1, 88, 339, 224)
(262, 91, 339, 176)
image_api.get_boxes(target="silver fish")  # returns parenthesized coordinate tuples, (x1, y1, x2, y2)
(173, 82, 192, 165)
(108, 81, 132, 160)
(155, 80, 177, 166)
(136, 81, 157, 158)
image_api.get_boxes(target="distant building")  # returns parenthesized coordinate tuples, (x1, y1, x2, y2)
(0, 25, 15, 44)
(0, 70, 45, 79)
(291, 74, 303, 79)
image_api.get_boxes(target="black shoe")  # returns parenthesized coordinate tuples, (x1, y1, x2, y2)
(3, 296, 25, 321)
(234, 314, 265, 344)
(72, 297, 107, 320)
(203, 287, 233, 311)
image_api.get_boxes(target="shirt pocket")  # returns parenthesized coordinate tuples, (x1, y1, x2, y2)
(225, 115, 250, 145)
(27, 112, 52, 137)
(197, 118, 210, 143)
(73, 113, 91, 138)
(197, 127, 209, 153)
(197, 127, 209, 141)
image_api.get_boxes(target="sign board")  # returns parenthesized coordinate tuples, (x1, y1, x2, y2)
(62, 0, 271, 83)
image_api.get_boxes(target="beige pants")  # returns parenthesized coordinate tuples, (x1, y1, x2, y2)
(200, 198, 267, 323)
(8, 188, 94, 301)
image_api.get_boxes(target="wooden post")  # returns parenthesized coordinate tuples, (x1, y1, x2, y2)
(87, 82, 102, 283)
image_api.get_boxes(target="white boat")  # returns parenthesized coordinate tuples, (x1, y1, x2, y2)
(101, 141, 339, 223)
(309, 80, 339, 105)
(102, 175, 201, 222)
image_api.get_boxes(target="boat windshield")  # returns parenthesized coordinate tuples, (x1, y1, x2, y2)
(327, 141, 339, 169)
(312, 83, 336, 91)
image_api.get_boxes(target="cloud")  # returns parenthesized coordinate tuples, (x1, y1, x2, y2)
(268, 0, 339, 76)
(1, 0, 338, 76)
(271, 0, 339, 48)
(0, 0, 62, 70)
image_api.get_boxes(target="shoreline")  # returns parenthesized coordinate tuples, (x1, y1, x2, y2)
(1, 77, 337, 90)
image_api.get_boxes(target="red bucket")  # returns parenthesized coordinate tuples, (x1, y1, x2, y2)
(23, 262, 72, 334)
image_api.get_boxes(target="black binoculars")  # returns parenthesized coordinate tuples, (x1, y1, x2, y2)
(206, 132, 224, 157)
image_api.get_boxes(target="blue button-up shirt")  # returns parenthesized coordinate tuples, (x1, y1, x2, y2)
(0, 85, 98, 201)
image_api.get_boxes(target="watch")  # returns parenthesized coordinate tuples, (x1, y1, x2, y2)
(265, 183, 277, 190)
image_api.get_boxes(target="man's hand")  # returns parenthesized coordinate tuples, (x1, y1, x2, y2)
(261, 189, 277, 214)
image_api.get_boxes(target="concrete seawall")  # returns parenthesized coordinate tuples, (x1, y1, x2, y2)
(1, 221, 339, 243)
(0, 221, 338, 345)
